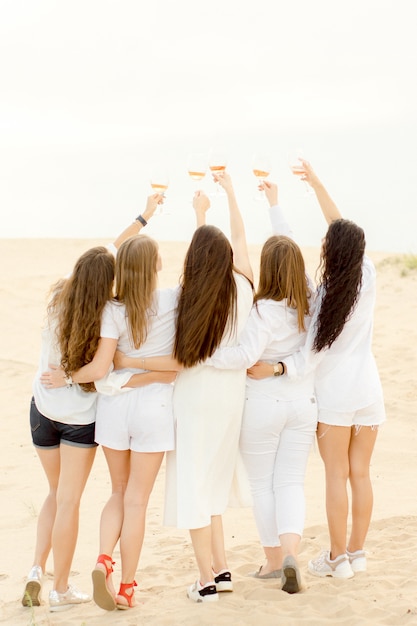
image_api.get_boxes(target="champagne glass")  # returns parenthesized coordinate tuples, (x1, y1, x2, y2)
(208, 149, 227, 196)
(187, 153, 207, 192)
(150, 168, 169, 214)
(252, 153, 271, 200)
(288, 149, 313, 195)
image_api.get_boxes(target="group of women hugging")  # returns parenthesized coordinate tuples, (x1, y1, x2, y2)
(22, 160, 385, 612)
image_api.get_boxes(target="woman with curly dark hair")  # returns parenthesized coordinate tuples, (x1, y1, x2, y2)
(249, 161, 385, 580)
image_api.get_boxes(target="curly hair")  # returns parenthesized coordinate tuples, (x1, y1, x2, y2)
(174, 225, 242, 368)
(114, 235, 159, 348)
(255, 235, 311, 332)
(49, 246, 115, 392)
(313, 219, 365, 352)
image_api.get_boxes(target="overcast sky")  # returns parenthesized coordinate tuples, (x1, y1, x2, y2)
(1, 0, 416, 251)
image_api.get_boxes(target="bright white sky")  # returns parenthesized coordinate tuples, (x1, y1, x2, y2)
(1, 0, 417, 251)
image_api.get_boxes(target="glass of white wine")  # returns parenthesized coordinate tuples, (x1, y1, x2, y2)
(288, 149, 313, 195)
(187, 153, 207, 191)
(150, 168, 169, 214)
(208, 149, 227, 196)
(252, 153, 271, 200)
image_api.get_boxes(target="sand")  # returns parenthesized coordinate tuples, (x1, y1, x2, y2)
(0, 238, 416, 625)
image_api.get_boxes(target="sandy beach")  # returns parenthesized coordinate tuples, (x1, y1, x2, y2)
(1, 238, 416, 626)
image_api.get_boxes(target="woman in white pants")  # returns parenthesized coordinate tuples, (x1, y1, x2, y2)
(206, 181, 317, 594)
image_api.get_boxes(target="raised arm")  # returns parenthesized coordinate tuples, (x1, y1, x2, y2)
(215, 172, 253, 283)
(261, 180, 295, 239)
(193, 191, 211, 228)
(112, 193, 164, 249)
(300, 160, 342, 224)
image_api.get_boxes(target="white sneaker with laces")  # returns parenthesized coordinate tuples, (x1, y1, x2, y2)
(347, 549, 367, 572)
(49, 585, 92, 612)
(308, 550, 354, 579)
(22, 565, 43, 607)
(187, 580, 218, 603)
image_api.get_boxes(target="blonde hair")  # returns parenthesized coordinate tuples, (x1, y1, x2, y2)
(255, 235, 310, 332)
(115, 235, 159, 348)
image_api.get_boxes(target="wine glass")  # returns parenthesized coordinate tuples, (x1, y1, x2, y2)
(187, 153, 207, 192)
(150, 168, 169, 214)
(288, 149, 313, 195)
(252, 153, 271, 200)
(208, 149, 227, 196)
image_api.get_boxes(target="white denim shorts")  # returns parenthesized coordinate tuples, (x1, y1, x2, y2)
(318, 398, 386, 428)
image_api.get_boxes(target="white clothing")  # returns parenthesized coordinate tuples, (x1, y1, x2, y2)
(207, 297, 315, 400)
(95, 383, 175, 452)
(240, 394, 317, 543)
(285, 256, 386, 419)
(32, 241, 120, 425)
(205, 204, 317, 542)
(164, 272, 253, 529)
(95, 287, 178, 451)
(32, 322, 97, 426)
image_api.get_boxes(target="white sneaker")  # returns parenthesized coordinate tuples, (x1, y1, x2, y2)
(187, 581, 218, 603)
(347, 549, 367, 572)
(22, 565, 43, 607)
(49, 585, 92, 612)
(308, 551, 354, 579)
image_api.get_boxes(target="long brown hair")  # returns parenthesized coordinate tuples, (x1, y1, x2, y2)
(313, 219, 365, 352)
(255, 235, 310, 332)
(114, 235, 159, 348)
(174, 225, 239, 367)
(49, 246, 115, 392)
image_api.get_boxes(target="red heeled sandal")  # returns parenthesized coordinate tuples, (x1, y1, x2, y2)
(116, 581, 137, 610)
(91, 554, 116, 611)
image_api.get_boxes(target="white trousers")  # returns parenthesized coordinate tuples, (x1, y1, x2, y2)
(240, 391, 317, 546)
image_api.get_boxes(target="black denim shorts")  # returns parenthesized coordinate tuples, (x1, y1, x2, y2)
(30, 397, 98, 449)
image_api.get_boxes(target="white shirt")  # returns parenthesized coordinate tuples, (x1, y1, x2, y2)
(32, 320, 97, 425)
(207, 297, 315, 400)
(95, 286, 179, 394)
(285, 256, 384, 411)
(32, 241, 119, 425)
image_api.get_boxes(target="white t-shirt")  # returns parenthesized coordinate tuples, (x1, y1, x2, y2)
(95, 286, 179, 394)
(32, 320, 97, 425)
(32, 242, 119, 425)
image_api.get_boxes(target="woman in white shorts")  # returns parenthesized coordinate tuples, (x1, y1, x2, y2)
(249, 162, 386, 580)
(42, 193, 177, 610)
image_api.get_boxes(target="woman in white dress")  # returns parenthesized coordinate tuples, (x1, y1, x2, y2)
(117, 173, 254, 603)
(249, 162, 386, 580)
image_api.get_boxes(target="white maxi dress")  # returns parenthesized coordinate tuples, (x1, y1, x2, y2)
(164, 272, 253, 529)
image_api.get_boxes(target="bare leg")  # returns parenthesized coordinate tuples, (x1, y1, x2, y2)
(118, 451, 164, 594)
(279, 533, 301, 560)
(31, 448, 60, 571)
(190, 525, 214, 585)
(52, 444, 96, 592)
(211, 515, 228, 574)
(317, 423, 351, 559)
(95, 447, 131, 595)
(348, 426, 378, 552)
